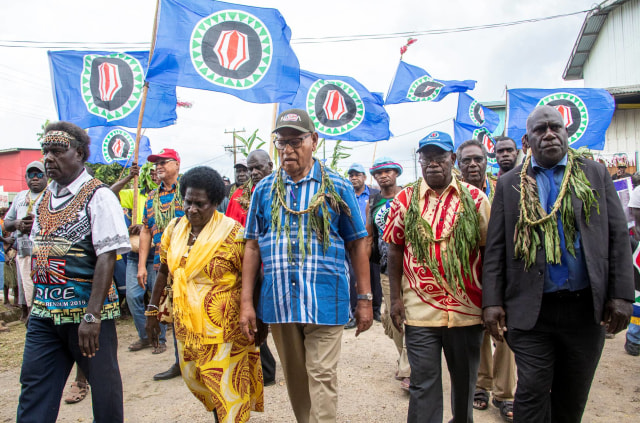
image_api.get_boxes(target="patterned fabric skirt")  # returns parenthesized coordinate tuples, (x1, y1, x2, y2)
(177, 339, 264, 423)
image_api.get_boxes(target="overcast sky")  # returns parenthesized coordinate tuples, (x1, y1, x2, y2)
(0, 0, 596, 185)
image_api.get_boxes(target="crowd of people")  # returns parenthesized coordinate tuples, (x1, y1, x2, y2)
(1, 105, 638, 423)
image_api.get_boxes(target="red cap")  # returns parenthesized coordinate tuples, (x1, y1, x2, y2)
(148, 148, 180, 163)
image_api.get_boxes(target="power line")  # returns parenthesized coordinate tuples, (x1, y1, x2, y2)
(0, 9, 589, 49)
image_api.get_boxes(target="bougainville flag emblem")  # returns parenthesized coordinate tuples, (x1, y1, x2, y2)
(190, 9, 272, 90)
(81, 53, 143, 121)
(87, 126, 152, 166)
(48, 50, 177, 128)
(307, 79, 364, 136)
(507, 88, 614, 149)
(147, 0, 300, 104)
(385, 61, 476, 105)
(456, 93, 500, 133)
(536, 93, 588, 145)
(278, 69, 390, 142)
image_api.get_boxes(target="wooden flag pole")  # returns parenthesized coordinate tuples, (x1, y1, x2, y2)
(132, 0, 161, 226)
(270, 103, 278, 167)
(370, 141, 378, 185)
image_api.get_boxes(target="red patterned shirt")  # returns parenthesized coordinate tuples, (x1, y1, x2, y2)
(382, 178, 490, 328)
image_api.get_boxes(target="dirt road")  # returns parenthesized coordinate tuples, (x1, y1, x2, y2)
(0, 318, 638, 422)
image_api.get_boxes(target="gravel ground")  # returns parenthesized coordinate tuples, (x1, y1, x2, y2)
(0, 317, 639, 422)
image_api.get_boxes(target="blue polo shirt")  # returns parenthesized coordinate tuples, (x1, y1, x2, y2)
(245, 160, 367, 325)
(354, 185, 370, 226)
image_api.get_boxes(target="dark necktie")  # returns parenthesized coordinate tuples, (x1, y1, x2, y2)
(541, 168, 569, 288)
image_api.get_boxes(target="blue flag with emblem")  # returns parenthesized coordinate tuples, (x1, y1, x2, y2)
(278, 69, 391, 142)
(507, 88, 615, 150)
(146, 0, 300, 104)
(454, 119, 500, 171)
(86, 126, 152, 167)
(456, 93, 500, 133)
(385, 61, 476, 105)
(48, 50, 177, 129)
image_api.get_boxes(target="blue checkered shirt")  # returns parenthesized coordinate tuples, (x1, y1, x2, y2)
(245, 160, 367, 325)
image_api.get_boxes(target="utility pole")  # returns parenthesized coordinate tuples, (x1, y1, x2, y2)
(224, 128, 246, 165)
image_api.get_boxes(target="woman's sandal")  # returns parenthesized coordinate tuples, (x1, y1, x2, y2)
(64, 381, 89, 404)
(473, 388, 489, 410)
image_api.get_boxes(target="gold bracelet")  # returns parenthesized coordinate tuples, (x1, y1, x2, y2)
(144, 310, 159, 317)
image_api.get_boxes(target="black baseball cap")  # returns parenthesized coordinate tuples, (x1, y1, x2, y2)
(273, 108, 316, 134)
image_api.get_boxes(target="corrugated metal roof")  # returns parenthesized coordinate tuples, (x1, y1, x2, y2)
(563, 0, 630, 80)
(607, 84, 640, 95)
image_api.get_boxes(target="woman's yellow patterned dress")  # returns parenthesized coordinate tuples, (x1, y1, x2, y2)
(161, 217, 264, 422)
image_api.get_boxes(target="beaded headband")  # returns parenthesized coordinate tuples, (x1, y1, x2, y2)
(41, 131, 76, 149)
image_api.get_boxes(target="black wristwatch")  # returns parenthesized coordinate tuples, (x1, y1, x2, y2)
(83, 313, 100, 323)
(357, 293, 373, 301)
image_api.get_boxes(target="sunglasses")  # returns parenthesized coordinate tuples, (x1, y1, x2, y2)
(27, 171, 45, 179)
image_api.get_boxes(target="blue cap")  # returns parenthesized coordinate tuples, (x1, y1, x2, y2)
(370, 156, 403, 176)
(348, 163, 366, 174)
(417, 131, 454, 153)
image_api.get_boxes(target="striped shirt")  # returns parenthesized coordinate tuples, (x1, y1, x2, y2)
(383, 178, 490, 328)
(245, 160, 367, 325)
(142, 181, 184, 270)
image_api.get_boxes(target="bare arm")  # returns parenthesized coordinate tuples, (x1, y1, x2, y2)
(239, 239, 262, 343)
(110, 164, 138, 197)
(137, 225, 153, 288)
(347, 237, 373, 336)
(78, 250, 117, 358)
(145, 263, 169, 348)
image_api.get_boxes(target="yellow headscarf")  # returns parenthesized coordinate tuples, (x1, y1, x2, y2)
(164, 211, 236, 349)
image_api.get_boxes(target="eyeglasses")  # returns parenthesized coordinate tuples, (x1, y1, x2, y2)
(273, 133, 311, 150)
(27, 171, 45, 179)
(458, 156, 485, 166)
(155, 159, 176, 167)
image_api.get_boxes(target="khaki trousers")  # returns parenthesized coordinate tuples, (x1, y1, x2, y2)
(476, 330, 517, 401)
(380, 273, 411, 378)
(271, 323, 343, 423)
(17, 256, 34, 307)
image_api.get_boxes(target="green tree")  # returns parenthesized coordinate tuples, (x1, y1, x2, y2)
(36, 119, 51, 142)
(85, 163, 125, 186)
(317, 138, 352, 174)
(235, 129, 265, 157)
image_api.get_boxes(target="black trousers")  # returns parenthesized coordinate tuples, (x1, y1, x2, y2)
(17, 317, 123, 423)
(349, 261, 382, 314)
(260, 340, 276, 383)
(405, 324, 483, 423)
(505, 290, 605, 423)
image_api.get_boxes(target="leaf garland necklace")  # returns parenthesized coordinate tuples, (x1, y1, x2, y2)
(152, 182, 182, 232)
(236, 179, 254, 211)
(514, 148, 599, 268)
(404, 177, 480, 293)
(271, 162, 351, 262)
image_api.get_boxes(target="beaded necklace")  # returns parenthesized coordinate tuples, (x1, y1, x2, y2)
(33, 178, 103, 281)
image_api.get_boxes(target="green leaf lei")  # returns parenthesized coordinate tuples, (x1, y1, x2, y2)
(514, 148, 599, 268)
(271, 162, 351, 262)
(404, 178, 481, 292)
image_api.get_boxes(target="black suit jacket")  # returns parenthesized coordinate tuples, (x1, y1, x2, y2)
(482, 157, 634, 330)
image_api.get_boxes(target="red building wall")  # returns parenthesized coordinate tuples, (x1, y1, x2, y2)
(0, 149, 44, 192)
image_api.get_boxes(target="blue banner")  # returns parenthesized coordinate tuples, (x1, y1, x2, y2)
(453, 120, 497, 153)
(87, 127, 152, 167)
(385, 61, 476, 105)
(507, 88, 615, 150)
(48, 50, 177, 129)
(146, 0, 300, 104)
(278, 69, 391, 142)
(456, 93, 500, 133)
